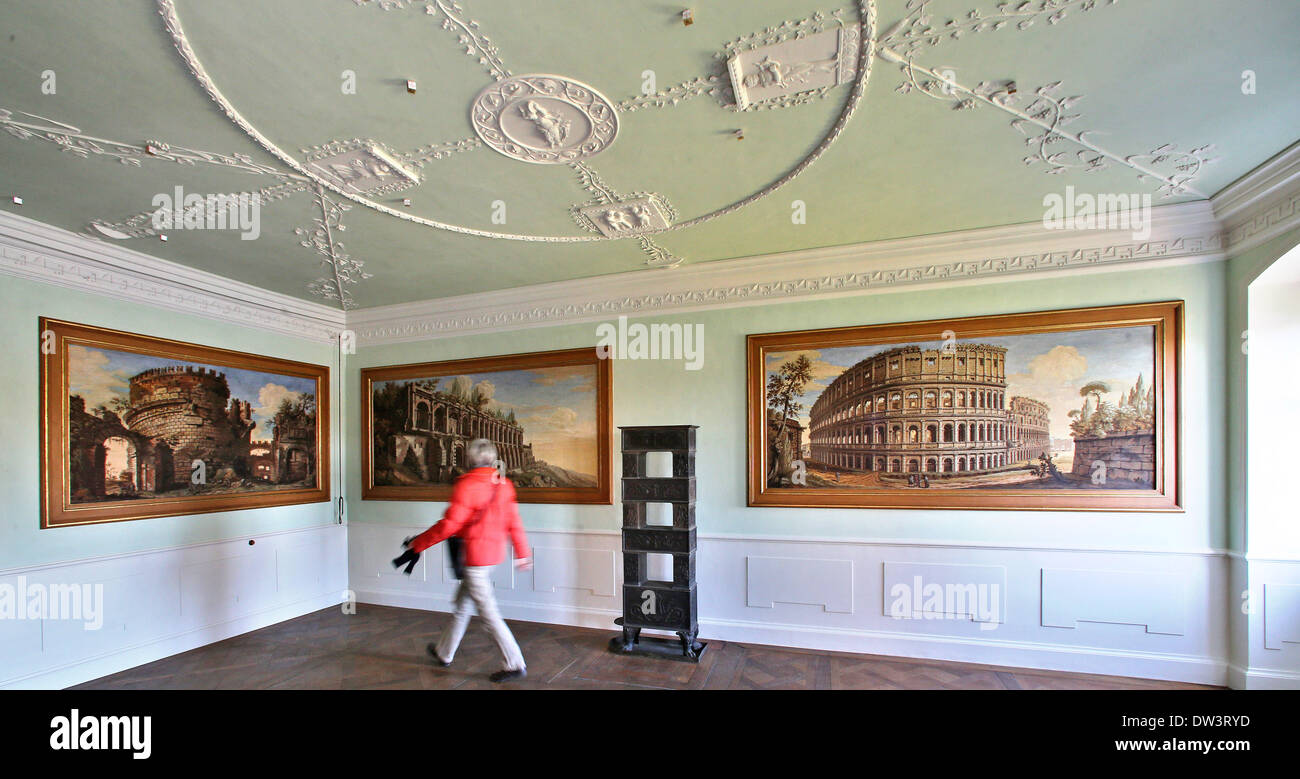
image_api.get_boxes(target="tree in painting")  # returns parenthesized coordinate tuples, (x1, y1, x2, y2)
(766, 354, 812, 486)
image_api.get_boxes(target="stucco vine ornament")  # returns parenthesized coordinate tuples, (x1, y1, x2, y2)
(618, 76, 726, 113)
(9, 0, 1220, 308)
(878, 0, 1114, 56)
(352, 0, 512, 80)
(877, 0, 1216, 196)
(0, 109, 287, 175)
(297, 186, 372, 309)
(89, 180, 307, 241)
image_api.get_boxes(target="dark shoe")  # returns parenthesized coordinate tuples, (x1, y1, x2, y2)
(427, 643, 451, 667)
(489, 668, 527, 683)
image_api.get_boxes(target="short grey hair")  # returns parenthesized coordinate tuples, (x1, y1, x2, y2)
(466, 438, 498, 468)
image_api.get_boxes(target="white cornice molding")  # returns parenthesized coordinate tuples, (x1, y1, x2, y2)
(1212, 140, 1300, 255)
(349, 199, 1226, 345)
(0, 210, 345, 343)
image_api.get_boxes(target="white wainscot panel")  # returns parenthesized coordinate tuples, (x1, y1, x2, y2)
(0, 572, 46, 672)
(746, 556, 853, 614)
(883, 562, 1006, 626)
(441, 549, 515, 590)
(1041, 567, 1186, 636)
(347, 522, 514, 591)
(180, 546, 277, 625)
(354, 523, 435, 586)
(533, 547, 616, 597)
(349, 526, 622, 632)
(1263, 583, 1300, 650)
(40, 567, 181, 668)
(1, 524, 346, 689)
(278, 536, 348, 600)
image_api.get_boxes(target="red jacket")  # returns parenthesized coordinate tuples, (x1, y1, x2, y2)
(408, 467, 530, 567)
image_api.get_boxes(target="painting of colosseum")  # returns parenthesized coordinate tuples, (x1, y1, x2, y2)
(749, 303, 1181, 511)
(362, 347, 612, 504)
(41, 319, 330, 528)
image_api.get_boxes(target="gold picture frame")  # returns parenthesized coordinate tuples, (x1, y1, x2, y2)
(361, 347, 613, 505)
(40, 318, 331, 528)
(747, 302, 1182, 512)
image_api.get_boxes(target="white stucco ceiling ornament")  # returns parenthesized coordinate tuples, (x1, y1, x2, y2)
(399, 136, 480, 170)
(567, 162, 681, 266)
(88, 180, 307, 241)
(157, 0, 878, 247)
(617, 75, 725, 113)
(145, 0, 880, 293)
(0, 107, 316, 243)
(297, 185, 372, 309)
(575, 196, 674, 238)
(727, 20, 861, 110)
(352, 1, 512, 81)
(302, 139, 420, 195)
(15, 0, 1220, 309)
(0, 108, 287, 176)
(876, 0, 1216, 197)
(634, 235, 685, 269)
(470, 75, 619, 164)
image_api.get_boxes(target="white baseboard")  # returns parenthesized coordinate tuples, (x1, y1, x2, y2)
(701, 615, 1227, 686)
(353, 579, 1227, 686)
(1225, 664, 1300, 690)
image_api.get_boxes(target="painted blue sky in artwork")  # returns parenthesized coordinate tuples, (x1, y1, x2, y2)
(374, 366, 595, 422)
(374, 364, 598, 472)
(766, 325, 1156, 440)
(68, 345, 316, 438)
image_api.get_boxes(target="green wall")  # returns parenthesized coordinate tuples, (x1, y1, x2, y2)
(348, 261, 1227, 553)
(0, 274, 341, 571)
(0, 257, 1233, 569)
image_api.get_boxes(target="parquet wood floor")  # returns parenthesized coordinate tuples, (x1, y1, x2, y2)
(72, 605, 1218, 690)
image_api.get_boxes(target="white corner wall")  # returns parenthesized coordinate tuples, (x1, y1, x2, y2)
(1, 524, 347, 689)
(0, 219, 350, 689)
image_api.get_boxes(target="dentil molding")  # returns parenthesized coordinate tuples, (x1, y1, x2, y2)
(348, 198, 1228, 345)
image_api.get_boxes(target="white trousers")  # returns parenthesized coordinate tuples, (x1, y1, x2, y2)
(435, 565, 526, 671)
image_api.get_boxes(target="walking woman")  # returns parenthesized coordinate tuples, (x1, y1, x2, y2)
(393, 438, 531, 682)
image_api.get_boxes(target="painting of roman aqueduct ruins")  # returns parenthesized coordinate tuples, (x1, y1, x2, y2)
(362, 348, 612, 504)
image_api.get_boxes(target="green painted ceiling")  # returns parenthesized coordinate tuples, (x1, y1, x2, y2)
(1, 0, 1298, 309)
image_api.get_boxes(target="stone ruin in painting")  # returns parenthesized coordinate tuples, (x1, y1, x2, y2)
(381, 382, 534, 484)
(771, 342, 1156, 490)
(371, 380, 595, 489)
(68, 366, 316, 503)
